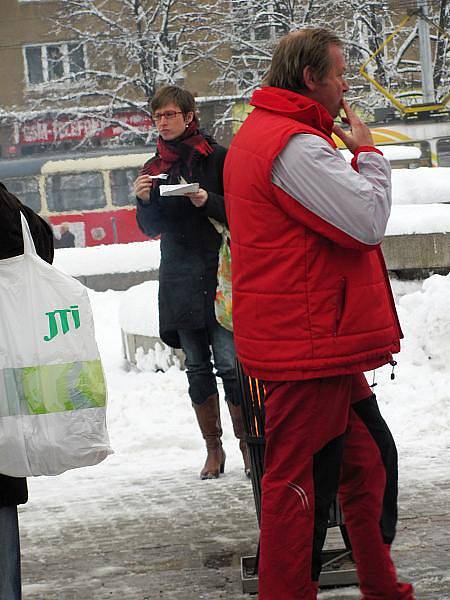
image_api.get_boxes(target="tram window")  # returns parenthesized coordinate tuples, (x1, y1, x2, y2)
(110, 168, 139, 206)
(46, 172, 106, 212)
(418, 141, 432, 167)
(437, 138, 450, 167)
(3, 177, 41, 212)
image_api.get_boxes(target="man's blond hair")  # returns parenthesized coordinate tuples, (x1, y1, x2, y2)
(264, 28, 342, 93)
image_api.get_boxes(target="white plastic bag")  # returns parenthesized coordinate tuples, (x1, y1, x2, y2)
(0, 214, 113, 477)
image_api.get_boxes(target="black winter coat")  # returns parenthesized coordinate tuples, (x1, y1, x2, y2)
(0, 182, 54, 506)
(136, 140, 227, 348)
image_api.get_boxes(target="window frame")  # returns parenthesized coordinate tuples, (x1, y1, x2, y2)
(23, 41, 87, 88)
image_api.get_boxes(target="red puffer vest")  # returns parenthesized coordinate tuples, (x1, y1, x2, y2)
(224, 87, 402, 381)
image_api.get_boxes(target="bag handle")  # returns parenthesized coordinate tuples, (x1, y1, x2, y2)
(20, 212, 38, 257)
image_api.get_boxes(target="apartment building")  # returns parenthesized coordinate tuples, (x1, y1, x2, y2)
(0, 0, 233, 158)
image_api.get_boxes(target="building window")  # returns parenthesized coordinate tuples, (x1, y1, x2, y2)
(24, 43, 86, 86)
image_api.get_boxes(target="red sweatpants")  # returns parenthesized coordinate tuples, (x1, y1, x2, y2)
(258, 374, 414, 600)
(258, 375, 352, 600)
(340, 402, 414, 600)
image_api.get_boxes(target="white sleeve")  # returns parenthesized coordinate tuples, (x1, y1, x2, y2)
(272, 134, 392, 245)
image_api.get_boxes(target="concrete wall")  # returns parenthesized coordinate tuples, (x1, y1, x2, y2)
(382, 233, 450, 272)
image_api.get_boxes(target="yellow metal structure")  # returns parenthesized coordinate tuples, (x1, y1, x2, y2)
(359, 14, 450, 113)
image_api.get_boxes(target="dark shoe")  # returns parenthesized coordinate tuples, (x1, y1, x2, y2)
(227, 401, 251, 478)
(192, 394, 226, 479)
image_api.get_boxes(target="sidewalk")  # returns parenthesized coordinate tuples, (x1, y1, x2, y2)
(19, 461, 449, 599)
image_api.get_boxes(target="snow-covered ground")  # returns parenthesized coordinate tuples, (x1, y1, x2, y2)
(22, 249, 450, 600)
(26, 272, 450, 505)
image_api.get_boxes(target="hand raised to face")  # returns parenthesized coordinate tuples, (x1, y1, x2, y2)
(332, 100, 374, 154)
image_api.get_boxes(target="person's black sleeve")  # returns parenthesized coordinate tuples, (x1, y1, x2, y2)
(0, 182, 54, 263)
(136, 185, 166, 237)
(202, 190, 227, 225)
(199, 145, 228, 225)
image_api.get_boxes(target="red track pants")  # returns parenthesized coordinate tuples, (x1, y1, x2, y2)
(258, 374, 414, 600)
(340, 400, 414, 600)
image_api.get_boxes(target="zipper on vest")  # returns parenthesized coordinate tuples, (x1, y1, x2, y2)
(333, 277, 347, 337)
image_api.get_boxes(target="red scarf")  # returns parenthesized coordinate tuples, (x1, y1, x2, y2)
(141, 118, 213, 178)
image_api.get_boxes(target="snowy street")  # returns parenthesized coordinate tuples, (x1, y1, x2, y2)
(19, 277, 450, 599)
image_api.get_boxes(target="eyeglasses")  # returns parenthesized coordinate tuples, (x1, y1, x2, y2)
(151, 110, 183, 123)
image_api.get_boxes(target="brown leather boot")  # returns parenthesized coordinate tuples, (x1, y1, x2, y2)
(227, 401, 251, 478)
(192, 394, 226, 480)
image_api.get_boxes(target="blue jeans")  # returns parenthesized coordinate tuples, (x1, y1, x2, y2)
(0, 506, 22, 600)
(178, 321, 238, 406)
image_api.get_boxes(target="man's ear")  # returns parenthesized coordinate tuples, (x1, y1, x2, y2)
(185, 111, 194, 125)
(303, 66, 317, 92)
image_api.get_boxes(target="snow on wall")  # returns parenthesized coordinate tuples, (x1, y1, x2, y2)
(42, 152, 153, 174)
(340, 145, 422, 161)
(386, 204, 450, 235)
(53, 240, 160, 276)
(391, 168, 449, 205)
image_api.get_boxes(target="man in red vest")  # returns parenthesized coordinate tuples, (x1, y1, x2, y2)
(224, 29, 414, 599)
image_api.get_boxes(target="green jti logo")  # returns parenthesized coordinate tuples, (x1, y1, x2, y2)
(44, 306, 80, 341)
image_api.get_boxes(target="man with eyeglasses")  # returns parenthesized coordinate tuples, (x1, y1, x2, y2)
(134, 85, 250, 480)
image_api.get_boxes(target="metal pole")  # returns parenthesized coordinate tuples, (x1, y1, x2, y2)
(417, 0, 435, 103)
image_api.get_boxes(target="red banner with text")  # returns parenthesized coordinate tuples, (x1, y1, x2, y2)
(19, 112, 152, 145)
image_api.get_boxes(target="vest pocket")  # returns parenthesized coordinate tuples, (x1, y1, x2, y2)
(334, 277, 347, 336)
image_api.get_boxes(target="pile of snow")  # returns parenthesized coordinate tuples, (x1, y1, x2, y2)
(391, 168, 449, 205)
(339, 152, 449, 205)
(396, 274, 450, 370)
(386, 204, 450, 235)
(134, 344, 182, 372)
(340, 145, 421, 162)
(372, 275, 450, 473)
(119, 280, 159, 336)
(53, 239, 160, 276)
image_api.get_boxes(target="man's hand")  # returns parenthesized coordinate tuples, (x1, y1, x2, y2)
(185, 188, 208, 208)
(333, 100, 374, 154)
(134, 175, 152, 202)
